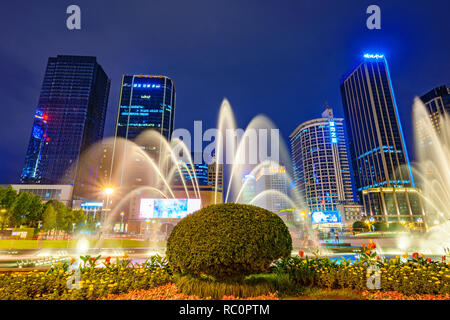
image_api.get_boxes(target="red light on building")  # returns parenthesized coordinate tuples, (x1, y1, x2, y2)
(43, 114, 49, 121)
(46, 137, 50, 142)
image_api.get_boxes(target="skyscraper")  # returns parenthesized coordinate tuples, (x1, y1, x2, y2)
(21, 55, 110, 190)
(114, 74, 175, 144)
(241, 173, 257, 204)
(254, 165, 289, 213)
(112, 75, 176, 185)
(340, 54, 424, 224)
(290, 106, 354, 215)
(418, 85, 450, 137)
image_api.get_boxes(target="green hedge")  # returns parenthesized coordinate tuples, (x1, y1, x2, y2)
(167, 203, 292, 280)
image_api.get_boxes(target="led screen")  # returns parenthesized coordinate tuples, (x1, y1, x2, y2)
(139, 198, 201, 219)
(310, 211, 341, 224)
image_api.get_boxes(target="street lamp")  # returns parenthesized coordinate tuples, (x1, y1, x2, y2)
(145, 219, 150, 234)
(120, 211, 125, 233)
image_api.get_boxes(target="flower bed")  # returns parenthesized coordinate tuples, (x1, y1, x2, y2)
(361, 290, 450, 300)
(275, 243, 450, 296)
(0, 255, 172, 300)
(0, 246, 449, 300)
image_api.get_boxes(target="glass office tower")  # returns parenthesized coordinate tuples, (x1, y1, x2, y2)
(340, 54, 424, 225)
(115, 74, 175, 142)
(418, 85, 450, 137)
(290, 107, 354, 214)
(113, 75, 175, 182)
(21, 55, 110, 189)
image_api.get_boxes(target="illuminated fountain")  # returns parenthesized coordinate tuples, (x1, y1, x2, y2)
(73, 98, 316, 251)
(408, 98, 450, 254)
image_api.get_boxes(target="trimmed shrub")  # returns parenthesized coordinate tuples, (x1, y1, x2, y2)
(388, 222, 405, 231)
(352, 221, 368, 232)
(166, 203, 292, 280)
(373, 222, 387, 231)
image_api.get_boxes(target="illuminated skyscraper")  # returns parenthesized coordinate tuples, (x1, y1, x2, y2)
(254, 165, 289, 213)
(241, 174, 256, 204)
(417, 85, 450, 138)
(290, 107, 354, 214)
(114, 75, 175, 145)
(20, 55, 110, 188)
(340, 54, 424, 224)
(113, 75, 175, 185)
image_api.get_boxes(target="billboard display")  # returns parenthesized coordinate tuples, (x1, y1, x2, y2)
(139, 199, 201, 219)
(310, 211, 341, 224)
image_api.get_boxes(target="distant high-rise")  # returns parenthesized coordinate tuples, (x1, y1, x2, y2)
(21, 55, 110, 190)
(254, 165, 289, 213)
(340, 54, 424, 224)
(98, 144, 113, 186)
(113, 75, 176, 185)
(114, 74, 175, 145)
(290, 106, 354, 214)
(241, 174, 257, 205)
(418, 85, 450, 138)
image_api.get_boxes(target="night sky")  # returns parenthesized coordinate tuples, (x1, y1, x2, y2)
(0, 0, 448, 183)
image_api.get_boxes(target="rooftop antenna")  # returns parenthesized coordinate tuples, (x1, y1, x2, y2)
(322, 101, 334, 118)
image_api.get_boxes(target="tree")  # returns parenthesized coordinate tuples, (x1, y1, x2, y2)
(69, 209, 87, 232)
(42, 204, 57, 231)
(46, 200, 68, 231)
(0, 185, 17, 210)
(26, 194, 44, 227)
(9, 192, 34, 227)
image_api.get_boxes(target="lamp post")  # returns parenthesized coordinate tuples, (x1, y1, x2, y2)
(120, 211, 125, 233)
(145, 219, 150, 237)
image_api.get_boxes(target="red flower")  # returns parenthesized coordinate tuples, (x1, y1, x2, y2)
(412, 252, 419, 259)
(91, 257, 96, 261)
(376, 256, 381, 261)
(367, 241, 376, 249)
(442, 256, 446, 261)
(298, 250, 304, 258)
(427, 258, 432, 263)
(105, 256, 111, 264)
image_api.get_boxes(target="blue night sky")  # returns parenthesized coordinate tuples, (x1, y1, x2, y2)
(0, 0, 448, 183)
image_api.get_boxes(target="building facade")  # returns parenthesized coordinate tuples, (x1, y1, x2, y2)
(254, 165, 290, 213)
(290, 107, 354, 217)
(340, 54, 424, 224)
(417, 85, 450, 139)
(112, 74, 176, 187)
(20, 55, 110, 192)
(241, 173, 257, 204)
(10, 184, 74, 207)
(114, 74, 175, 147)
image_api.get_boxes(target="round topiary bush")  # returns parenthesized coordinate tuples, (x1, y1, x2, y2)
(166, 203, 292, 280)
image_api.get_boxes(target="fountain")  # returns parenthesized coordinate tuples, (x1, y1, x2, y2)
(70, 98, 316, 253)
(410, 97, 450, 254)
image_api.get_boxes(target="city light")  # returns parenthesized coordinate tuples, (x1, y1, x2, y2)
(103, 187, 114, 195)
(363, 53, 384, 59)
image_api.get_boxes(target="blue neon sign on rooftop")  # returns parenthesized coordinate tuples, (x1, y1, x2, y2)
(363, 54, 384, 59)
